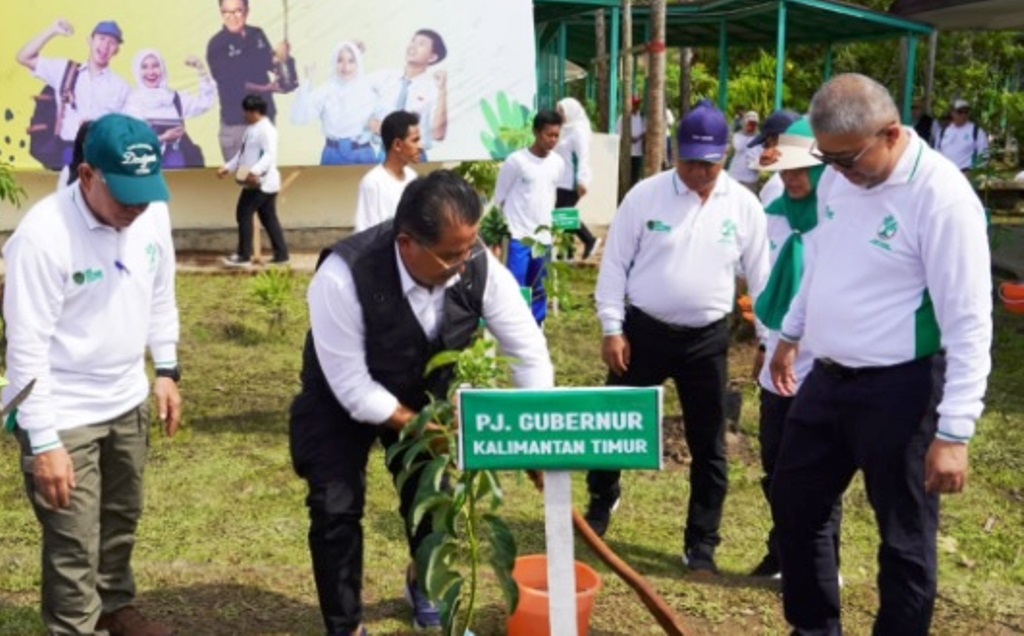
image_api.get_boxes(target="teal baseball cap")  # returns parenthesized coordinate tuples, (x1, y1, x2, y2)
(84, 114, 169, 205)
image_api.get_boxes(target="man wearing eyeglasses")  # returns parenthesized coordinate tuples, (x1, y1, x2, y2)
(589, 100, 770, 575)
(207, 0, 283, 161)
(289, 170, 553, 635)
(3, 114, 181, 636)
(769, 74, 992, 636)
(935, 99, 989, 173)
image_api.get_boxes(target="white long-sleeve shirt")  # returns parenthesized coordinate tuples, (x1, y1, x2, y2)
(780, 130, 992, 442)
(597, 170, 770, 334)
(290, 77, 376, 142)
(2, 186, 179, 453)
(554, 125, 592, 191)
(308, 248, 554, 425)
(354, 164, 417, 232)
(225, 116, 280, 193)
(35, 57, 130, 142)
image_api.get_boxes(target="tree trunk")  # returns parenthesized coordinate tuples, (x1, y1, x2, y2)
(595, 9, 609, 133)
(680, 47, 694, 116)
(618, 0, 634, 201)
(644, 0, 667, 176)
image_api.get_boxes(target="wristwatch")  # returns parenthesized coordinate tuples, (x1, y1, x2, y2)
(155, 365, 182, 383)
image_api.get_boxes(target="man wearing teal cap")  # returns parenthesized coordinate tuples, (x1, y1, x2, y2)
(3, 113, 181, 636)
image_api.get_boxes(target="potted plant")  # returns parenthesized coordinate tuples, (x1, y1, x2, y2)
(387, 336, 519, 636)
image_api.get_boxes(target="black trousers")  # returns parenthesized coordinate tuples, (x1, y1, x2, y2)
(555, 188, 596, 254)
(236, 188, 289, 262)
(772, 356, 941, 636)
(759, 390, 842, 565)
(587, 307, 729, 552)
(289, 392, 432, 635)
(630, 156, 643, 187)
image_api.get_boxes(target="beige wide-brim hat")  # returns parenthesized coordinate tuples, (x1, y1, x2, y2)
(760, 132, 823, 172)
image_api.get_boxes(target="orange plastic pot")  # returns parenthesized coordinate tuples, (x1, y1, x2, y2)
(1000, 282, 1024, 315)
(507, 555, 602, 636)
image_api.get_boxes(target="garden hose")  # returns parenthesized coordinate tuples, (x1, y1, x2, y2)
(527, 471, 692, 636)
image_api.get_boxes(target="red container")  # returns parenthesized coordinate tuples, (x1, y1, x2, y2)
(507, 555, 602, 636)
(1000, 282, 1024, 315)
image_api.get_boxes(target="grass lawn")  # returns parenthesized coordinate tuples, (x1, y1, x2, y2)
(1, 266, 1022, 635)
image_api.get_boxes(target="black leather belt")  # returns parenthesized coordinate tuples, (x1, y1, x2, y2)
(815, 357, 914, 379)
(325, 138, 370, 149)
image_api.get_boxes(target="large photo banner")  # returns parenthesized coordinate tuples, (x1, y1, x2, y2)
(0, 0, 537, 171)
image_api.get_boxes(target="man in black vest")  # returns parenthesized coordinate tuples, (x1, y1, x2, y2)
(290, 170, 554, 636)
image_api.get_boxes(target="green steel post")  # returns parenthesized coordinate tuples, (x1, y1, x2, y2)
(718, 21, 728, 112)
(557, 21, 567, 101)
(902, 35, 918, 124)
(824, 42, 833, 81)
(609, 7, 620, 133)
(775, 0, 787, 110)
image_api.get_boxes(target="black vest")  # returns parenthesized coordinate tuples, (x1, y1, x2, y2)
(298, 221, 487, 415)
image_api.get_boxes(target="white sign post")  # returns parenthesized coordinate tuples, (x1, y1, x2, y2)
(459, 387, 663, 633)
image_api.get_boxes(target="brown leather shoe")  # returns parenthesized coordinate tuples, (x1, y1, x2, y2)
(96, 606, 175, 636)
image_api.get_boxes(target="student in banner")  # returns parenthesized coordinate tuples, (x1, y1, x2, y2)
(554, 97, 600, 260)
(124, 50, 216, 169)
(16, 18, 130, 168)
(289, 170, 553, 635)
(370, 29, 449, 160)
(207, 0, 283, 162)
(291, 41, 377, 166)
(494, 109, 567, 325)
(354, 111, 422, 232)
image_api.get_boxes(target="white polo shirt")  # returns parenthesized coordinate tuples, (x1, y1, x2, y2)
(597, 170, 770, 333)
(224, 117, 281, 193)
(936, 122, 988, 170)
(354, 164, 417, 232)
(494, 148, 566, 245)
(781, 130, 992, 442)
(35, 57, 130, 142)
(2, 186, 179, 453)
(308, 248, 555, 425)
(372, 69, 441, 148)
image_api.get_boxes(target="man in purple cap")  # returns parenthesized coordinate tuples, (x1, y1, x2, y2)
(589, 100, 770, 573)
(17, 18, 130, 167)
(4, 113, 180, 636)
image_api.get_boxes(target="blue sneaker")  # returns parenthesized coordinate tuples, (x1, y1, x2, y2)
(404, 576, 441, 629)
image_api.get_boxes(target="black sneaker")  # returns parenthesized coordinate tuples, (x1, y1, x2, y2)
(683, 546, 719, 574)
(749, 553, 781, 578)
(583, 494, 621, 538)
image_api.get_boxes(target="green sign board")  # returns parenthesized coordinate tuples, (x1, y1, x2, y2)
(458, 387, 663, 471)
(552, 207, 581, 231)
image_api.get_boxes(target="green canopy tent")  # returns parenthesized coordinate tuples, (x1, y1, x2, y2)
(890, 0, 1024, 31)
(534, 0, 934, 129)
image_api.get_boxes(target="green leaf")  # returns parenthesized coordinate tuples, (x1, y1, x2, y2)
(497, 91, 514, 128)
(482, 513, 516, 571)
(410, 456, 450, 527)
(395, 458, 429, 493)
(411, 493, 451, 530)
(414, 531, 448, 594)
(480, 98, 501, 136)
(402, 436, 434, 472)
(491, 554, 520, 614)
(439, 578, 463, 635)
(402, 408, 434, 441)
(425, 350, 461, 378)
(385, 435, 417, 465)
(475, 470, 504, 508)
(426, 542, 460, 599)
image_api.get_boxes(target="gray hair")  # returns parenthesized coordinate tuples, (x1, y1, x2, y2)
(809, 73, 900, 137)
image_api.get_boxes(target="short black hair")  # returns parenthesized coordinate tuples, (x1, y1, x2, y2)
(533, 109, 563, 132)
(67, 120, 93, 186)
(241, 94, 267, 114)
(415, 29, 447, 64)
(381, 111, 420, 155)
(394, 170, 481, 246)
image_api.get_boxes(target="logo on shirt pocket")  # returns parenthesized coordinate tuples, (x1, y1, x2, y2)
(645, 220, 672, 233)
(718, 219, 738, 244)
(869, 215, 899, 251)
(72, 268, 104, 285)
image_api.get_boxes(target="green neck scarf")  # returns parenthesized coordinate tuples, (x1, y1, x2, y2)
(754, 164, 825, 330)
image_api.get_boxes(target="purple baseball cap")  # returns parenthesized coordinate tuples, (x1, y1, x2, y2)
(748, 109, 801, 147)
(92, 20, 123, 44)
(677, 100, 729, 162)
